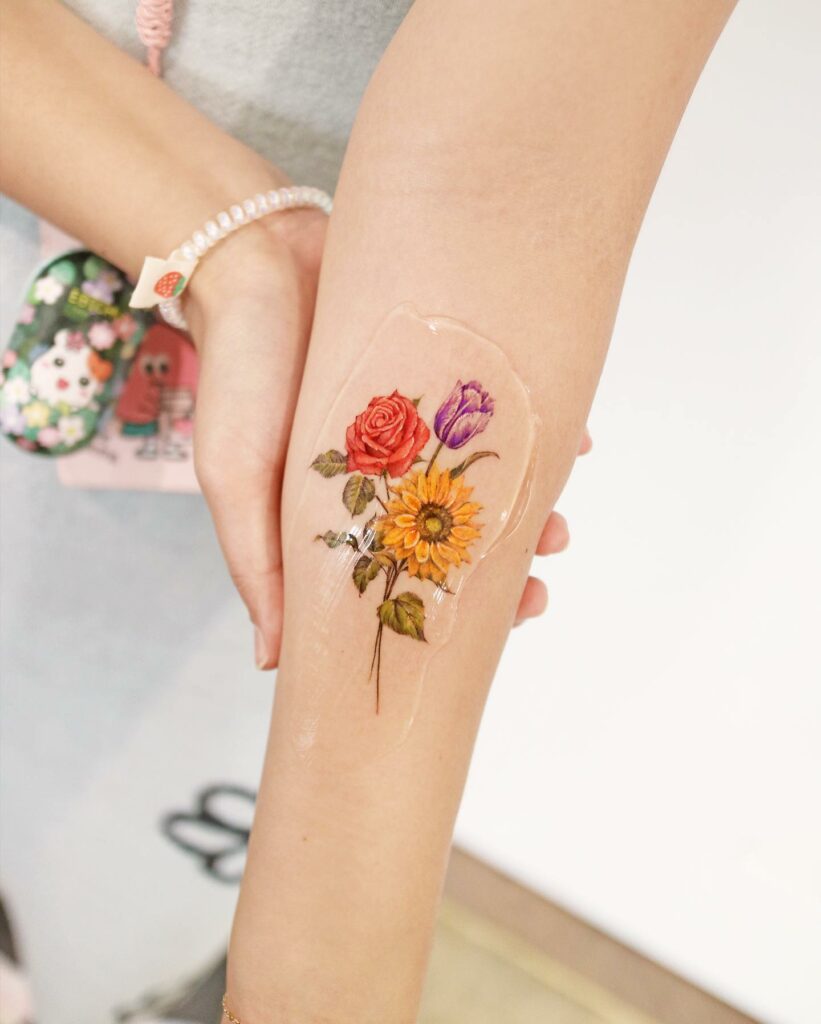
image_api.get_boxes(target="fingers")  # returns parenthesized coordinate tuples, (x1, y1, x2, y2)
(513, 576, 548, 627)
(536, 510, 570, 556)
(196, 442, 286, 670)
(515, 427, 590, 627)
(192, 292, 307, 671)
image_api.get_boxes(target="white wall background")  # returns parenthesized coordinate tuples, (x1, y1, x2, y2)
(0, 2, 818, 1022)
(456, 4, 821, 1024)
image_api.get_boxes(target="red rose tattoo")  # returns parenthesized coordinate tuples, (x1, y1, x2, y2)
(345, 391, 430, 478)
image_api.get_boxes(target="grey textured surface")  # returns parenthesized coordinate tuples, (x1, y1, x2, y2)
(65, 0, 411, 191)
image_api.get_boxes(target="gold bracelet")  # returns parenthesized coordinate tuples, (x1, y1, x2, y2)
(222, 993, 243, 1024)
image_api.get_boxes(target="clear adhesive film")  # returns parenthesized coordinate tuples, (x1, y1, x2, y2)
(281, 305, 538, 763)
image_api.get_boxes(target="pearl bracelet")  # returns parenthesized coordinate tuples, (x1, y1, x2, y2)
(129, 185, 333, 331)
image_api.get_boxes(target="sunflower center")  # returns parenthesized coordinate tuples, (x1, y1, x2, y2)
(417, 503, 452, 542)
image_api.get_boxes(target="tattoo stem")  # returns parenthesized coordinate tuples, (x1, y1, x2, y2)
(375, 624, 383, 713)
(426, 440, 443, 474)
(371, 560, 399, 713)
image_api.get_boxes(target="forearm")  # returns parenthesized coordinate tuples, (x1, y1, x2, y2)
(228, 2, 735, 1022)
(0, 0, 284, 277)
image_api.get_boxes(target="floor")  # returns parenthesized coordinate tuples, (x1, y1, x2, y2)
(418, 899, 652, 1024)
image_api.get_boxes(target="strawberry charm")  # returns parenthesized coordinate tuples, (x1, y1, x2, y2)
(154, 271, 186, 299)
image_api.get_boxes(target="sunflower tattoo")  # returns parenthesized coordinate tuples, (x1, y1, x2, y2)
(378, 466, 482, 583)
(311, 380, 498, 713)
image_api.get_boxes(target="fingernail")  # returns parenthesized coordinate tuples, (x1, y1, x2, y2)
(254, 626, 268, 669)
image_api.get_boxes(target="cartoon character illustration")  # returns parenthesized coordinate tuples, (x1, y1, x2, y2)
(1, 249, 153, 456)
(29, 328, 113, 411)
(115, 323, 197, 461)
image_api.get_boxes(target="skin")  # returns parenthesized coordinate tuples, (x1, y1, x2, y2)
(0, 1, 736, 1022)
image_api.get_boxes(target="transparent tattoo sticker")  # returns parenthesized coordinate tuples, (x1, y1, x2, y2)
(284, 305, 537, 759)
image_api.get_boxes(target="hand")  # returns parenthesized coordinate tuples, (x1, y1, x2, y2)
(513, 427, 592, 626)
(185, 209, 327, 670)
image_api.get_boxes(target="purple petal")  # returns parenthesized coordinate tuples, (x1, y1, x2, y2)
(434, 380, 465, 441)
(435, 379, 495, 448)
(443, 410, 493, 449)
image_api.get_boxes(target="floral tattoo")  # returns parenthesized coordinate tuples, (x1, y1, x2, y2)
(311, 379, 498, 713)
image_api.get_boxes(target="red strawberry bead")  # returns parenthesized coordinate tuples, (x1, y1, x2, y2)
(154, 271, 185, 298)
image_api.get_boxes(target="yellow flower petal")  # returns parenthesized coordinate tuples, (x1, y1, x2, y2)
(435, 470, 450, 504)
(429, 544, 449, 574)
(451, 525, 480, 542)
(452, 502, 482, 520)
(437, 543, 463, 564)
(446, 484, 473, 509)
(393, 514, 416, 528)
(415, 539, 430, 563)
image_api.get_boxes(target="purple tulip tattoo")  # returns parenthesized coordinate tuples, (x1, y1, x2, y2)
(434, 379, 495, 449)
(423, 379, 498, 479)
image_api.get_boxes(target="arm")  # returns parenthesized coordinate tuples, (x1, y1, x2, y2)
(0, 0, 326, 667)
(228, 1, 736, 1022)
(0, 0, 292, 276)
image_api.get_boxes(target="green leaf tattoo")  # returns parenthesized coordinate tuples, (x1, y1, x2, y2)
(315, 530, 356, 549)
(449, 450, 500, 480)
(342, 473, 376, 516)
(353, 555, 381, 594)
(378, 591, 426, 641)
(311, 449, 348, 478)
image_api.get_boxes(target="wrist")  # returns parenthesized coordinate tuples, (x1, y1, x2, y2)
(181, 208, 326, 344)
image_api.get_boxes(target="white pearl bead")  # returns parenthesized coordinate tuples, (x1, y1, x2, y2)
(161, 188, 331, 314)
(158, 299, 189, 331)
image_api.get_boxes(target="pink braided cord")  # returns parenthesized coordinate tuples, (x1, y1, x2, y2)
(135, 0, 174, 77)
